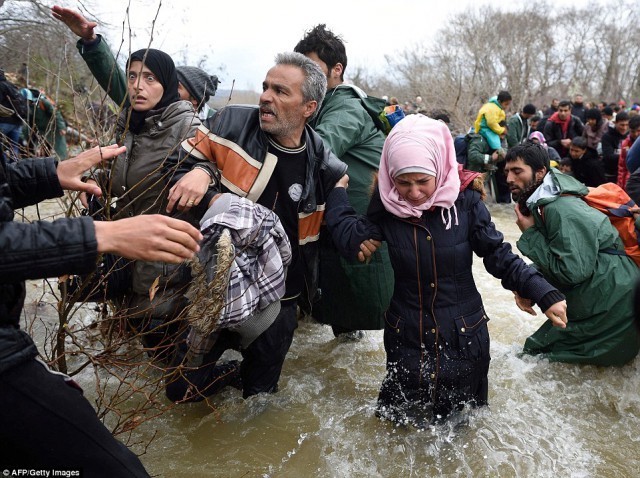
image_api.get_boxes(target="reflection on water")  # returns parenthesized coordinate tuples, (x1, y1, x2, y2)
(34, 201, 640, 477)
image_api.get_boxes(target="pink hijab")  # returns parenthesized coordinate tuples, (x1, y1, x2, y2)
(379, 114, 461, 222)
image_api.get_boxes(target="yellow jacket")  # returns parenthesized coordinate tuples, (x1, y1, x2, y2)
(474, 97, 506, 135)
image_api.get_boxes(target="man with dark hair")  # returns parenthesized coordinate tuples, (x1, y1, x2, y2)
(543, 99, 584, 157)
(544, 98, 559, 116)
(166, 52, 351, 399)
(293, 24, 393, 338)
(601, 111, 630, 183)
(504, 143, 640, 366)
(565, 136, 605, 187)
(507, 103, 536, 148)
(529, 114, 541, 132)
(571, 93, 587, 123)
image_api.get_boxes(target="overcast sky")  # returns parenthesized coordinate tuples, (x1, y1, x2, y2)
(83, 0, 584, 92)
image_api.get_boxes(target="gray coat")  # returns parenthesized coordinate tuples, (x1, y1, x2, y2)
(109, 100, 201, 294)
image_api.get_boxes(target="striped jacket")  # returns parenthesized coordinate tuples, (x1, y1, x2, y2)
(172, 105, 347, 310)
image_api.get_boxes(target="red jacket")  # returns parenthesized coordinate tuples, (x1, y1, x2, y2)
(618, 136, 635, 188)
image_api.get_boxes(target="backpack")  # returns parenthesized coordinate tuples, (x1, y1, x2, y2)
(541, 182, 640, 266)
(0, 80, 28, 119)
(582, 183, 640, 267)
(378, 105, 406, 135)
(453, 134, 468, 166)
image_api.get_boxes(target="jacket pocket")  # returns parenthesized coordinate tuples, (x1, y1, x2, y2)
(454, 308, 489, 337)
(383, 310, 406, 357)
(452, 307, 490, 361)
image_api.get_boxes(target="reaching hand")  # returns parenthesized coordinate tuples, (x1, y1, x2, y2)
(57, 144, 126, 196)
(514, 291, 536, 315)
(51, 5, 98, 42)
(94, 215, 203, 263)
(543, 300, 568, 328)
(335, 174, 349, 189)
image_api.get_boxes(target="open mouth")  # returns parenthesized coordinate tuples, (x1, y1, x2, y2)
(260, 109, 275, 119)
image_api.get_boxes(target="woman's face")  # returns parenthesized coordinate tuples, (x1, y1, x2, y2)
(393, 172, 437, 206)
(127, 60, 164, 111)
(587, 118, 597, 127)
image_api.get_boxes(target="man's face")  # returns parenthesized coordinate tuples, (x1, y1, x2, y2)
(569, 145, 586, 160)
(530, 120, 539, 130)
(304, 52, 341, 90)
(551, 99, 559, 109)
(259, 64, 316, 147)
(630, 127, 640, 142)
(557, 105, 571, 121)
(616, 119, 630, 136)
(505, 158, 539, 201)
(501, 99, 512, 111)
(574, 95, 583, 105)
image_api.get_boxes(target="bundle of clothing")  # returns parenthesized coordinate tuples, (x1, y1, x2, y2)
(185, 193, 291, 362)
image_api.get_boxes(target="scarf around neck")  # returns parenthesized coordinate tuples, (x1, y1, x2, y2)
(126, 48, 180, 134)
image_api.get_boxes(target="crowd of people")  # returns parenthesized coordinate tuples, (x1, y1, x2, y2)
(0, 6, 639, 474)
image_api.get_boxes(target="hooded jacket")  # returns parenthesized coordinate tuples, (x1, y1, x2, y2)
(474, 97, 506, 136)
(517, 169, 640, 365)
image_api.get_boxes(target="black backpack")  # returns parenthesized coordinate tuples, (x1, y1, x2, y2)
(0, 80, 28, 120)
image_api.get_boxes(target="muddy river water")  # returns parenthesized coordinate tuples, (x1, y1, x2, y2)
(23, 200, 640, 477)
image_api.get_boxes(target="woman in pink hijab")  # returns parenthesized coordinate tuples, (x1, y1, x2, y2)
(327, 114, 567, 427)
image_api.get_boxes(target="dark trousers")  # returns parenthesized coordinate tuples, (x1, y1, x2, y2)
(166, 301, 298, 401)
(0, 358, 150, 476)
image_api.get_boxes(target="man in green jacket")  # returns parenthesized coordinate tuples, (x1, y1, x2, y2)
(505, 142, 640, 366)
(506, 103, 536, 149)
(294, 25, 394, 338)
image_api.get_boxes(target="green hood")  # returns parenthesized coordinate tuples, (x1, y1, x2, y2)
(318, 84, 387, 132)
(527, 169, 589, 208)
(489, 96, 502, 109)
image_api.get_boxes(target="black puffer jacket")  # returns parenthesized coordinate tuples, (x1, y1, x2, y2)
(326, 184, 563, 355)
(0, 158, 97, 373)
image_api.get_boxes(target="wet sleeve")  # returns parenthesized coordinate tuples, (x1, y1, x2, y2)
(469, 194, 559, 303)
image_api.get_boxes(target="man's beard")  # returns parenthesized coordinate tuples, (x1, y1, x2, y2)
(515, 177, 544, 216)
